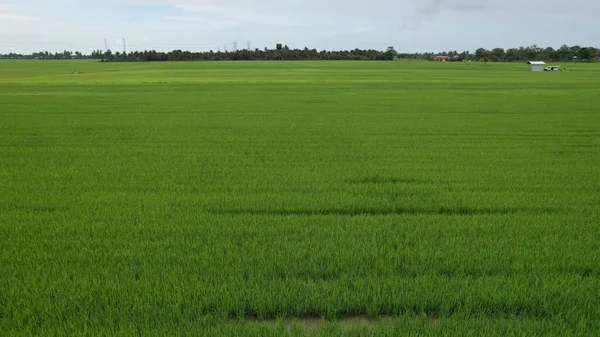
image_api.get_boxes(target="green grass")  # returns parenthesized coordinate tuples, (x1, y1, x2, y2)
(1, 60, 599, 336)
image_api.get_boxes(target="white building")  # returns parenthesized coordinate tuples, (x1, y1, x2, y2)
(527, 61, 546, 72)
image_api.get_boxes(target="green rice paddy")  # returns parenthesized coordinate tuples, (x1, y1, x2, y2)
(1, 60, 599, 336)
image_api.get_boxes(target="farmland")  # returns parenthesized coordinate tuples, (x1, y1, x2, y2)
(0, 60, 599, 336)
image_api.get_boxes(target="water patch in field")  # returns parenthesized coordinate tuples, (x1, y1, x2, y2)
(296, 98, 331, 104)
(239, 304, 551, 330)
(346, 176, 432, 185)
(215, 207, 555, 217)
(560, 266, 600, 278)
(10, 205, 68, 213)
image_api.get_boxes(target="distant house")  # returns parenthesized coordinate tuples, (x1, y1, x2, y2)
(435, 56, 450, 62)
(527, 61, 545, 72)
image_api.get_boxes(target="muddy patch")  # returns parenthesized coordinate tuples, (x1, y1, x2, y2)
(215, 206, 555, 217)
(346, 176, 432, 185)
(246, 314, 398, 333)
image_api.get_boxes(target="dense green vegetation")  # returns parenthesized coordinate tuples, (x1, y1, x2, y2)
(1, 43, 597, 62)
(1, 60, 599, 336)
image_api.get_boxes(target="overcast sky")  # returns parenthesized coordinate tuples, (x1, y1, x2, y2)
(0, 0, 598, 54)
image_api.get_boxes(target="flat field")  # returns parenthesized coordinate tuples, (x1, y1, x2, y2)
(0, 60, 599, 336)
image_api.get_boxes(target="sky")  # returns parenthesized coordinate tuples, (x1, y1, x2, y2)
(0, 0, 598, 54)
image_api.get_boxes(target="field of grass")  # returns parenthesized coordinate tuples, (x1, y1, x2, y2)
(1, 60, 599, 336)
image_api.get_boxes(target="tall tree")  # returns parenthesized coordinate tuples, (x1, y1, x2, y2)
(542, 47, 556, 60)
(578, 47, 595, 61)
(104, 49, 113, 60)
(491, 48, 506, 62)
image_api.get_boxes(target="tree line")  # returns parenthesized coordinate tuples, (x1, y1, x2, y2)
(399, 45, 598, 62)
(0, 45, 597, 62)
(0, 46, 397, 61)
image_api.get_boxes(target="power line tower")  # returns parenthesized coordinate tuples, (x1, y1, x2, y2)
(104, 39, 108, 52)
(247, 40, 251, 51)
(122, 38, 127, 54)
(233, 41, 238, 52)
(224, 44, 228, 53)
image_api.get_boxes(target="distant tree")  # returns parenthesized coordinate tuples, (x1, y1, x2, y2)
(578, 47, 595, 61)
(384, 46, 397, 60)
(104, 49, 113, 60)
(475, 48, 491, 64)
(570, 45, 581, 59)
(557, 45, 570, 61)
(491, 48, 506, 62)
(457, 50, 471, 61)
(521, 45, 538, 60)
(474, 48, 486, 60)
(1, 43, 597, 62)
(542, 47, 556, 61)
(505, 48, 519, 61)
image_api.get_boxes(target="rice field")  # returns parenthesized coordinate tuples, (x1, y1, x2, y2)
(0, 60, 599, 336)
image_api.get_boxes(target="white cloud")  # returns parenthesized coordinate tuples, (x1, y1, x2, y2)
(0, 3, 34, 21)
(0, 13, 33, 21)
(173, 4, 224, 13)
(354, 26, 376, 33)
(165, 16, 205, 22)
(0, 4, 18, 11)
